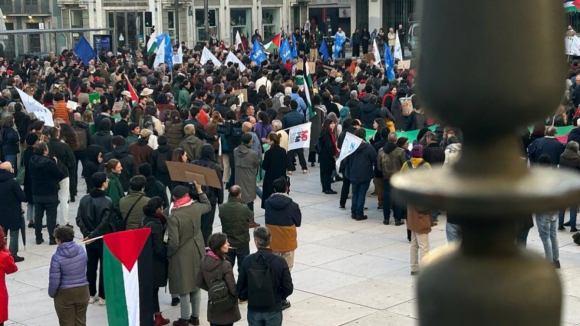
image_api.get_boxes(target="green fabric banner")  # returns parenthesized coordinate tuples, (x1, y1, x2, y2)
(362, 126, 438, 143)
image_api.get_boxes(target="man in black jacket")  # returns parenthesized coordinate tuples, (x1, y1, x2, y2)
(237, 227, 293, 324)
(29, 142, 64, 245)
(113, 108, 130, 137)
(422, 132, 445, 166)
(47, 127, 76, 227)
(184, 107, 217, 142)
(76, 172, 113, 305)
(103, 136, 135, 191)
(0, 162, 26, 261)
(344, 129, 377, 221)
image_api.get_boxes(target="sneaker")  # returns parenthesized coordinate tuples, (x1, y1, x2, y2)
(98, 298, 106, 306)
(339, 205, 346, 209)
(70, 196, 75, 203)
(49, 240, 57, 245)
(355, 215, 368, 221)
(324, 190, 337, 194)
(410, 271, 420, 276)
(558, 227, 566, 231)
(172, 319, 189, 326)
(395, 220, 405, 226)
(27, 221, 34, 228)
(13, 256, 24, 263)
(370, 192, 377, 196)
(287, 171, 293, 175)
(88, 296, 97, 304)
(281, 299, 291, 310)
(188, 316, 200, 326)
(554, 259, 561, 269)
(171, 297, 180, 306)
(572, 228, 579, 233)
(383, 220, 390, 225)
(564, 221, 571, 227)
(35, 239, 44, 245)
(334, 176, 343, 182)
(248, 221, 260, 228)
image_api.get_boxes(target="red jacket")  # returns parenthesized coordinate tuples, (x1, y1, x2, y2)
(0, 249, 17, 323)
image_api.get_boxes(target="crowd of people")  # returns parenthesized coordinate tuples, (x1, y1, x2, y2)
(0, 31, 576, 326)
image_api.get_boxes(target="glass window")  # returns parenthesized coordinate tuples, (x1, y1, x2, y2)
(24, 0, 37, 5)
(230, 8, 251, 44)
(196, 9, 219, 41)
(71, 10, 83, 28)
(262, 8, 280, 40)
(168, 11, 174, 29)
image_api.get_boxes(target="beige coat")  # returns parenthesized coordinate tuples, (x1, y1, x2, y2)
(167, 194, 211, 295)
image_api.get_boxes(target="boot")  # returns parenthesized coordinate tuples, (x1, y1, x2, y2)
(154, 312, 170, 326)
(172, 319, 189, 326)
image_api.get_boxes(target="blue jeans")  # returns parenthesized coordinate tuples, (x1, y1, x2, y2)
(351, 180, 371, 216)
(558, 206, 577, 229)
(382, 178, 403, 222)
(536, 213, 559, 261)
(256, 186, 263, 199)
(247, 310, 282, 326)
(446, 222, 461, 243)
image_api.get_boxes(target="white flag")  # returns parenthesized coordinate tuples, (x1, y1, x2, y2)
(153, 37, 166, 68)
(287, 122, 312, 151)
(394, 31, 403, 60)
(173, 45, 183, 65)
(225, 51, 247, 72)
(16, 88, 54, 126)
(372, 39, 381, 66)
(200, 47, 222, 67)
(235, 31, 243, 50)
(335, 132, 363, 171)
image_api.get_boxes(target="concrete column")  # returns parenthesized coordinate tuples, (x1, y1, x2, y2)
(350, 1, 356, 35)
(254, 0, 259, 36)
(221, 0, 229, 42)
(368, 0, 381, 31)
(156, 0, 164, 34)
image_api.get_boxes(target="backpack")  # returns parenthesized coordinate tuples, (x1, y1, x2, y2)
(247, 254, 277, 307)
(73, 127, 88, 151)
(207, 261, 236, 313)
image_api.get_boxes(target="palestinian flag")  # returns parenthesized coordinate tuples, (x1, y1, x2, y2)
(103, 228, 154, 326)
(124, 75, 139, 102)
(146, 34, 157, 55)
(303, 58, 315, 120)
(566, 0, 580, 12)
(263, 34, 281, 52)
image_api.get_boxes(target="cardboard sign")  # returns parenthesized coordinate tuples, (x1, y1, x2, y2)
(112, 101, 124, 114)
(232, 89, 248, 104)
(296, 61, 315, 73)
(364, 53, 375, 63)
(166, 161, 222, 188)
(398, 60, 411, 70)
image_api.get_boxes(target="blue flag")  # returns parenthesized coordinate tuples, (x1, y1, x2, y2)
(319, 41, 330, 63)
(73, 36, 97, 65)
(250, 39, 267, 65)
(334, 33, 345, 58)
(164, 33, 173, 70)
(385, 44, 395, 81)
(279, 38, 292, 63)
(291, 35, 297, 58)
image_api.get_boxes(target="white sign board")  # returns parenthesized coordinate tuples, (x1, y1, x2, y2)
(288, 122, 312, 151)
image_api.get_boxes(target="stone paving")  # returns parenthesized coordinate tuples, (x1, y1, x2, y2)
(5, 164, 580, 326)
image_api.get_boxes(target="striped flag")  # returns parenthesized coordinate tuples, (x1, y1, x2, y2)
(303, 58, 315, 120)
(146, 33, 157, 55)
(263, 34, 281, 51)
(565, 0, 580, 12)
(103, 228, 154, 326)
(124, 75, 139, 102)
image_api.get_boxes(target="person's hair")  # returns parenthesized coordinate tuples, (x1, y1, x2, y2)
(272, 177, 288, 193)
(267, 132, 280, 145)
(228, 185, 241, 197)
(354, 128, 366, 139)
(531, 122, 545, 137)
(92, 172, 108, 189)
(374, 118, 386, 130)
(208, 232, 228, 259)
(129, 175, 147, 191)
(447, 135, 459, 145)
(105, 159, 120, 173)
(290, 100, 298, 111)
(258, 111, 270, 125)
(184, 124, 196, 135)
(99, 118, 112, 131)
(120, 108, 130, 119)
(59, 123, 78, 150)
(379, 127, 390, 139)
(567, 141, 580, 152)
(33, 142, 48, 156)
(545, 126, 557, 137)
(48, 126, 59, 139)
(396, 137, 409, 147)
(241, 133, 253, 144)
(0, 226, 5, 250)
(143, 196, 163, 215)
(253, 226, 271, 248)
(0, 115, 14, 128)
(82, 110, 94, 123)
(112, 135, 126, 147)
(172, 148, 186, 162)
(321, 118, 334, 134)
(387, 132, 398, 143)
(54, 226, 75, 243)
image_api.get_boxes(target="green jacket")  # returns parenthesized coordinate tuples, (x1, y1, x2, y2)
(218, 197, 252, 249)
(126, 134, 139, 147)
(105, 172, 125, 209)
(144, 177, 169, 208)
(178, 89, 190, 109)
(119, 190, 150, 230)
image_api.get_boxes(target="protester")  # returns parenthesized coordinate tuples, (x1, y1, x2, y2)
(261, 132, 288, 206)
(0, 161, 24, 261)
(219, 185, 254, 273)
(139, 163, 170, 208)
(91, 118, 113, 154)
(559, 141, 580, 232)
(167, 184, 211, 326)
(49, 226, 90, 325)
(104, 159, 125, 210)
(318, 119, 338, 194)
(22, 133, 38, 228)
(344, 129, 376, 221)
(528, 126, 564, 166)
(237, 227, 293, 325)
(0, 227, 17, 326)
(128, 129, 154, 172)
(180, 124, 203, 162)
(76, 172, 112, 306)
(29, 142, 64, 245)
(377, 132, 406, 225)
(234, 133, 260, 213)
(82, 145, 103, 192)
(197, 232, 241, 326)
(102, 136, 135, 192)
(119, 175, 149, 230)
(47, 127, 75, 228)
(140, 197, 171, 326)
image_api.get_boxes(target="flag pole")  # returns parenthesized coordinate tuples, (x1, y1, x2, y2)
(82, 235, 104, 244)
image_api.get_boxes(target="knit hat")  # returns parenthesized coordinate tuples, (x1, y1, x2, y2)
(411, 145, 423, 158)
(140, 129, 152, 138)
(172, 185, 189, 199)
(25, 133, 39, 145)
(138, 163, 152, 177)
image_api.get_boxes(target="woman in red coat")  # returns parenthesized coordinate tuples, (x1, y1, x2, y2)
(0, 226, 18, 325)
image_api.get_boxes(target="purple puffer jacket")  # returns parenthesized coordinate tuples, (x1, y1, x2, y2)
(48, 241, 89, 298)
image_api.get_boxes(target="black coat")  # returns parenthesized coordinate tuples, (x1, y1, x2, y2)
(22, 146, 34, 203)
(261, 144, 288, 208)
(152, 145, 173, 189)
(0, 169, 26, 230)
(47, 138, 75, 178)
(318, 132, 336, 172)
(29, 154, 64, 199)
(83, 145, 103, 191)
(423, 143, 445, 166)
(141, 214, 168, 288)
(113, 119, 129, 138)
(1, 127, 19, 155)
(344, 142, 377, 183)
(103, 146, 135, 191)
(13, 111, 30, 144)
(94, 114, 115, 133)
(359, 103, 381, 129)
(91, 130, 114, 154)
(76, 189, 112, 241)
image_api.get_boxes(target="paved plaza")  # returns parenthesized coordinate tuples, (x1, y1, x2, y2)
(4, 165, 580, 326)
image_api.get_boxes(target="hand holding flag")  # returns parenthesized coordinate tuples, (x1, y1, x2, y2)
(319, 41, 330, 63)
(394, 31, 403, 60)
(279, 38, 292, 63)
(334, 33, 345, 58)
(73, 36, 97, 65)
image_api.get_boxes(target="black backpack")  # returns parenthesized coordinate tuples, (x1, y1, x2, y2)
(73, 127, 87, 151)
(247, 254, 277, 307)
(208, 261, 236, 313)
